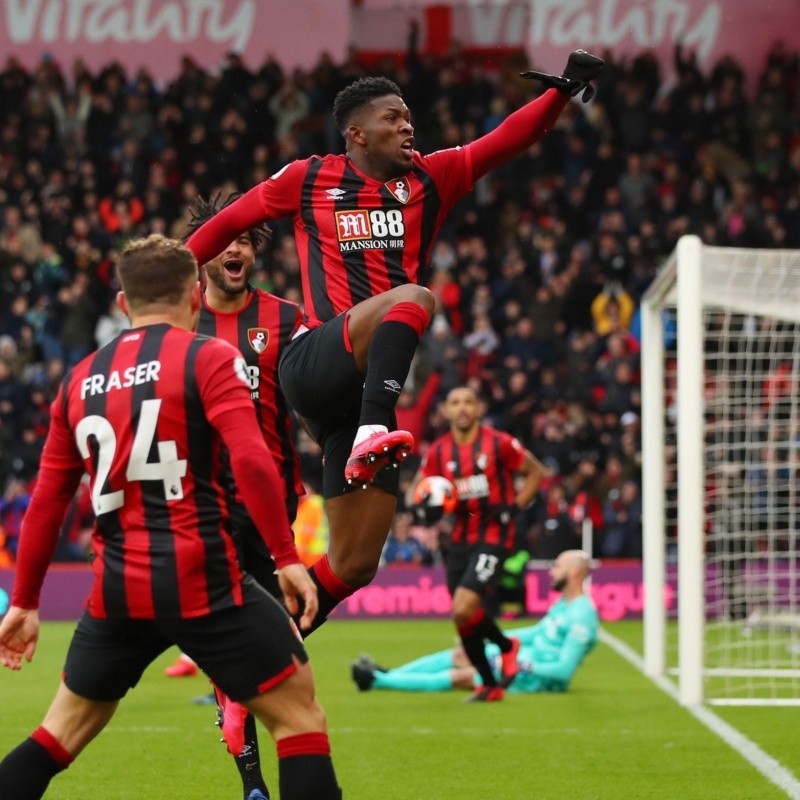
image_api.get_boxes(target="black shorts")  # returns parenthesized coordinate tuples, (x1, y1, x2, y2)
(278, 314, 399, 499)
(445, 543, 509, 598)
(63, 578, 307, 703)
(230, 500, 298, 601)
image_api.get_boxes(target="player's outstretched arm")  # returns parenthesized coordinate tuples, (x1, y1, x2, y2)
(463, 55, 599, 183)
(0, 607, 40, 670)
(461, 51, 603, 183)
(521, 49, 605, 103)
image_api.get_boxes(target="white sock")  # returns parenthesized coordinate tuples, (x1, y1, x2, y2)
(353, 424, 388, 447)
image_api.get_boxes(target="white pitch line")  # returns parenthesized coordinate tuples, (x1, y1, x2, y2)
(600, 628, 800, 800)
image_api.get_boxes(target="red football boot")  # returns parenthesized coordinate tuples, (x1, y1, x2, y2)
(164, 655, 198, 678)
(344, 429, 414, 487)
(214, 685, 248, 756)
(465, 686, 505, 703)
(499, 637, 521, 688)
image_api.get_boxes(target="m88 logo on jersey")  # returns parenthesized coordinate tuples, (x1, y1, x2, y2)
(336, 209, 405, 252)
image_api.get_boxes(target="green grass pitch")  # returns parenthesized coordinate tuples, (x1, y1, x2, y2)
(1, 619, 798, 799)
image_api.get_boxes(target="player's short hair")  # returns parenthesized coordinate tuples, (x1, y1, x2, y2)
(446, 385, 480, 403)
(333, 76, 404, 133)
(182, 193, 271, 249)
(116, 234, 198, 310)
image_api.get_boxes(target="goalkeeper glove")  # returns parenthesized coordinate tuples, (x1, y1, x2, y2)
(520, 49, 605, 103)
(492, 503, 520, 526)
(503, 550, 530, 576)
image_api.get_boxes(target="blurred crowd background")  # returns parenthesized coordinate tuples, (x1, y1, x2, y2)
(0, 33, 798, 570)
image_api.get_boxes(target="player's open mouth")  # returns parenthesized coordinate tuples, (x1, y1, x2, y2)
(223, 259, 244, 278)
(400, 138, 414, 153)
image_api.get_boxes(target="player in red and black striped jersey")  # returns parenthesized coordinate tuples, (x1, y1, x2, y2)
(408, 387, 545, 702)
(185, 52, 603, 636)
(0, 236, 342, 800)
(179, 195, 309, 800)
(193, 198, 305, 529)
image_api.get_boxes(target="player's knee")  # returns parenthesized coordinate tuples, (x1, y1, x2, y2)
(339, 560, 379, 590)
(291, 696, 328, 734)
(332, 551, 379, 590)
(284, 674, 328, 732)
(451, 608, 472, 629)
(390, 284, 436, 315)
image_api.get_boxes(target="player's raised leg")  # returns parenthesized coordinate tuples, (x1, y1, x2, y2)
(344, 284, 435, 486)
(279, 284, 435, 634)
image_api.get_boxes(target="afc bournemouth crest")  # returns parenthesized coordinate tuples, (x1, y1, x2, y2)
(386, 178, 411, 204)
(248, 327, 269, 354)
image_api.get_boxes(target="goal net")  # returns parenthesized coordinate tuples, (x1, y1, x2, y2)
(642, 235, 800, 706)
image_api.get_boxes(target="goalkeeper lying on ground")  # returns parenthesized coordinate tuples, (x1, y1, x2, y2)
(350, 550, 599, 696)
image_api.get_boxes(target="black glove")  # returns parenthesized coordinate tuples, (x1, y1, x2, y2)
(520, 49, 604, 103)
(412, 504, 444, 526)
(492, 503, 520, 526)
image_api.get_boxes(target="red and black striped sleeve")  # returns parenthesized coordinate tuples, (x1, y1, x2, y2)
(463, 88, 568, 181)
(185, 161, 308, 268)
(11, 383, 84, 609)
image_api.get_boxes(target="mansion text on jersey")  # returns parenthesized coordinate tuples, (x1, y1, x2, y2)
(338, 239, 404, 252)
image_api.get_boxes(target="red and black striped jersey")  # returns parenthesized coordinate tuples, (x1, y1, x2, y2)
(185, 91, 568, 324)
(259, 150, 472, 324)
(23, 324, 268, 619)
(198, 288, 305, 510)
(421, 425, 526, 550)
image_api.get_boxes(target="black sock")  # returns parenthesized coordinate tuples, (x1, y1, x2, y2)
(0, 738, 64, 800)
(278, 754, 341, 800)
(459, 633, 498, 688)
(360, 319, 420, 427)
(474, 614, 513, 653)
(235, 713, 270, 799)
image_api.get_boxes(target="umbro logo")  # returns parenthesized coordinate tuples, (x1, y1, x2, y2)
(384, 379, 402, 394)
(326, 188, 347, 200)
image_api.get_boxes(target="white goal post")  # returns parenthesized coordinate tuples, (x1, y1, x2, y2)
(642, 235, 800, 707)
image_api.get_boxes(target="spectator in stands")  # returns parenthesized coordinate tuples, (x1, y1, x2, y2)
(382, 512, 432, 566)
(463, 312, 500, 378)
(591, 281, 635, 335)
(0, 477, 30, 558)
(420, 314, 466, 391)
(531, 484, 581, 560)
(602, 479, 642, 558)
(0, 358, 24, 432)
(268, 79, 311, 140)
(56, 273, 98, 368)
(395, 368, 442, 447)
(293, 484, 329, 569)
(0, 206, 42, 264)
(52, 474, 93, 563)
(93, 296, 130, 348)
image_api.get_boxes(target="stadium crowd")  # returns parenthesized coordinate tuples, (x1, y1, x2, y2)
(0, 37, 799, 566)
